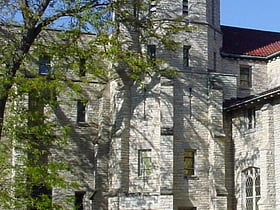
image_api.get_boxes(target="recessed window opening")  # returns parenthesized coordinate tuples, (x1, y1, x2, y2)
(138, 149, 152, 177)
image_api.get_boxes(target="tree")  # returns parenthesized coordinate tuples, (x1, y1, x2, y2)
(0, 0, 187, 208)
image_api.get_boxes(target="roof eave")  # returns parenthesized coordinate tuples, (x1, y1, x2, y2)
(224, 89, 280, 111)
(221, 51, 280, 61)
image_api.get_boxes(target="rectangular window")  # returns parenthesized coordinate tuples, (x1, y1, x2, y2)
(183, 45, 190, 68)
(77, 100, 87, 123)
(138, 149, 152, 176)
(147, 44, 156, 60)
(28, 93, 44, 125)
(240, 66, 251, 87)
(183, 0, 188, 15)
(184, 149, 195, 175)
(213, 52, 217, 71)
(31, 185, 52, 201)
(79, 58, 86, 76)
(75, 191, 85, 210)
(39, 56, 51, 75)
(244, 108, 256, 130)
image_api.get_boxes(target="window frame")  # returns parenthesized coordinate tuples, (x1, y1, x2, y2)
(75, 191, 86, 210)
(183, 45, 191, 68)
(243, 167, 261, 210)
(182, 0, 189, 15)
(213, 52, 217, 71)
(39, 56, 51, 75)
(184, 149, 195, 176)
(240, 66, 252, 88)
(138, 149, 152, 177)
(77, 100, 87, 124)
(147, 44, 156, 63)
(79, 58, 86, 77)
(244, 107, 256, 130)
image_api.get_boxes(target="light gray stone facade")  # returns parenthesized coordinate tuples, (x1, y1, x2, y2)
(94, 0, 280, 209)
(7, 1, 280, 210)
(96, 0, 231, 209)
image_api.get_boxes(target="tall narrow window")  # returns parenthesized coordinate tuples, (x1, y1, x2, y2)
(184, 149, 195, 175)
(138, 149, 152, 176)
(147, 44, 156, 61)
(243, 167, 260, 210)
(79, 58, 86, 77)
(244, 108, 256, 130)
(213, 52, 217, 71)
(39, 56, 51, 75)
(75, 191, 85, 210)
(182, 0, 188, 15)
(255, 175, 261, 210)
(183, 45, 190, 68)
(246, 177, 254, 210)
(240, 66, 251, 87)
(77, 100, 87, 123)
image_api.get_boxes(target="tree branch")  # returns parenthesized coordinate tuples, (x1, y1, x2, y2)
(19, 0, 33, 27)
(35, 0, 52, 19)
(37, 1, 109, 29)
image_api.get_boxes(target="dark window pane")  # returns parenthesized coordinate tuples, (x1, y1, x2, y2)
(183, 0, 188, 15)
(39, 56, 51, 75)
(184, 150, 194, 175)
(79, 58, 86, 76)
(240, 66, 251, 87)
(75, 191, 85, 210)
(147, 45, 156, 60)
(77, 100, 86, 123)
(138, 149, 152, 176)
(183, 46, 190, 68)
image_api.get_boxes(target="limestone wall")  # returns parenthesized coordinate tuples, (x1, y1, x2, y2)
(267, 58, 280, 89)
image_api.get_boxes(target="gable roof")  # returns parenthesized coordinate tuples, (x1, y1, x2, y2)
(221, 25, 280, 59)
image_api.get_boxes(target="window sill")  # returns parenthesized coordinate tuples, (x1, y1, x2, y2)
(242, 128, 256, 134)
(239, 86, 252, 90)
(77, 122, 89, 127)
(184, 175, 199, 180)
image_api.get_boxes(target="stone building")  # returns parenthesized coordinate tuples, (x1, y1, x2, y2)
(90, 0, 280, 210)
(222, 26, 280, 210)
(5, 0, 280, 210)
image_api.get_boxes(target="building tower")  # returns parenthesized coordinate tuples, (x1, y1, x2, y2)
(93, 0, 230, 209)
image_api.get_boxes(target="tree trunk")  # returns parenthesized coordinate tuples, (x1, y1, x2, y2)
(0, 96, 8, 140)
(0, 26, 42, 140)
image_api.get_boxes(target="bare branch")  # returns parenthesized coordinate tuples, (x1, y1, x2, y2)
(37, 1, 110, 29)
(35, 0, 51, 19)
(19, 0, 33, 27)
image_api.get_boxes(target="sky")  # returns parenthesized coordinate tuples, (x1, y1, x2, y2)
(221, 0, 280, 32)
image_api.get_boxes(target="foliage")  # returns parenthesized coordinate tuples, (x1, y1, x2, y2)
(0, 0, 188, 208)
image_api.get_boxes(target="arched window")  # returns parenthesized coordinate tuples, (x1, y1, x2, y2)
(243, 167, 260, 210)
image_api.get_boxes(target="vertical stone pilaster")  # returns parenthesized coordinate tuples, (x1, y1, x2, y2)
(273, 102, 280, 209)
(209, 76, 228, 210)
(160, 77, 174, 194)
(258, 103, 275, 210)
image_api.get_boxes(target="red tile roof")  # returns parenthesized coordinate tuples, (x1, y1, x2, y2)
(221, 25, 280, 58)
